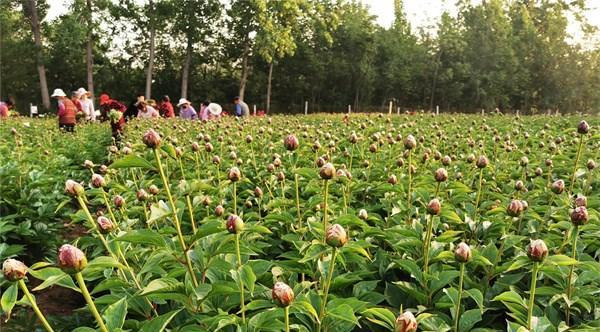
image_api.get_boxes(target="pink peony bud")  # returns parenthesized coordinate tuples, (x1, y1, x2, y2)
(551, 179, 565, 194)
(577, 120, 590, 134)
(215, 205, 225, 217)
(574, 195, 587, 207)
(404, 134, 417, 150)
(587, 159, 596, 170)
(136, 189, 149, 201)
(226, 214, 244, 234)
(571, 206, 589, 226)
(358, 209, 368, 220)
(142, 129, 161, 148)
(205, 142, 214, 152)
(65, 180, 85, 197)
(212, 155, 221, 165)
(91, 174, 106, 188)
(515, 180, 524, 191)
(527, 239, 548, 262)
(388, 174, 398, 185)
(113, 195, 125, 208)
(254, 187, 263, 198)
(320, 163, 336, 180)
(149, 185, 159, 195)
(272, 281, 295, 307)
(454, 242, 472, 263)
(2, 259, 28, 281)
(476, 155, 489, 169)
(191, 142, 200, 152)
(442, 155, 452, 166)
(284, 135, 299, 151)
(228, 167, 241, 182)
(427, 198, 441, 215)
(434, 168, 448, 182)
(83, 160, 95, 169)
(58, 244, 87, 274)
(395, 311, 418, 332)
(97, 216, 115, 233)
(325, 224, 348, 247)
(99, 165, 109, 174)
(507, 199, 524, 217)
(245, 135, 253, 143)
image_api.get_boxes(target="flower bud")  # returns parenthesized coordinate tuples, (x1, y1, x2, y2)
(122, 147, 132, 155)
(467, 154, 475, 163)
(434, 168, 448, 182)
(454, 242, 472, 263)
(65, 180, 85, 197)
(396, 158, 405, 167)
(442, 155, 452, 166)
(349, 132, 358, 144)
(277, 171, 286, 182)
(506, 199, 524, 217)
(97, 216, 115, 233)
(272, 281, 295, 307)
(99, 164, 109, 174)
(571, 206, 589, 226)
(83, 160, 95, 169)
(175, 147, 183, 158)
(2, 259, 27, 281)
(113, 195, 125, 208)
(284, 135, 299, 151)
(514, 180, 524, 191)
(534, 167, 543, 177)
(215, 205, 225, 217)
(520, 156, 529, 167)
(369, 143, 378, 153)
(587, 159, 596, 170)
(246, 135, 253, 144)
(226, 214, 244, 234)
(142, 129, 161, 148)
(149, 185, 159, 195)
(136, 189, 149, 201)
(551, 179, 565, 194)
(201, 196, 212, 206)
(395, 311, 418, 332)
(58, 244, 87, 274)
(91, 174, 106, 188)
(228, 167, 241, 182)
(212, 155, 221, 165)
(527, 239, 548, 262)
(205, 142, 214, 152)
(577, 120, 590, 134)
(191, 142, 200, 152)
(388, 174, 398, 185)
(320, 163, 335, 180)
(358, 209, 368, 220)
(575, 195, 587, 207)
(325, 224, 348, 247)
(254, 187, 263, 198)
(427, 198, 441, 215)
(476, 155, 489, 169)
(404, 134, 417, 150)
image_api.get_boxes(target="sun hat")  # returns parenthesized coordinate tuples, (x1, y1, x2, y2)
(177, 98, 191, 107)
(147, 99, 157, 107)
(99, 94, 110, 105)
(51, 88, 67, 97)
(75, 87, 90, 97)
(207, 103, 222, 116)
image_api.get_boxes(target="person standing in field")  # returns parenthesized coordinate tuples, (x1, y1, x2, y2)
(159, 95, 175, 118)
(177, 98, 197, 120)
(233, 96, 249, 117)
(76, 87, 96, 121)
(0, 99, 14, 119)
(137, 99, 159, 119)
(99, 93, 127, 140)
(52, 88, 77, 132)
(126, 93, 144, 120)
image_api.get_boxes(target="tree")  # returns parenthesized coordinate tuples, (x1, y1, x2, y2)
(22, 0, 50, 110)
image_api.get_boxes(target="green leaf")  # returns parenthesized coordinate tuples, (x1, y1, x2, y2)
(141, 278, 183, 295)
(109, 155, 155, 169)
(191, 221, 225, 242)
(116, 229, 166, 247)
(505, 256, 530, 272)
(291, 300, 320, 324)
(325, 303, 358, 326)
(85, 256, 126, 271)
(545, 255, 578, 266)
(140, 309, 182, 332)
(492, 291, 526, 307)
(240, 265, 257, 295)
(459, 308, 482, 332)
(30, 267, 80, 293)
(362, 307, 396, 330)
(103, 297, 127, 331)
(1, 283, 18, 318)
(465, 289, 484, 311)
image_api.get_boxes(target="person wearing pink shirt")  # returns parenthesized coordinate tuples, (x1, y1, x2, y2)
(0, 100, 14, 119)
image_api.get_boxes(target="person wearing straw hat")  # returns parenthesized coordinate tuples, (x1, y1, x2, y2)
(136, 99, 159, 119)
(76, 87, 96, 121)
(200, 101, 222, 121)
(177, 98, 197, 120)
(52, 88, 77, 132)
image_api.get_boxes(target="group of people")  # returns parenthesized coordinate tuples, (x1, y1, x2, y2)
(47, 87, 251, 137)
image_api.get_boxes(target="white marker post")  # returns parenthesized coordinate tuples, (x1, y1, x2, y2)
(388, 100, 393, 115)
(253, 104, 257, 116)
(516, 109, 520, 116)
(30, 104, 38, 117)
(436, 105, 439, 116)
(348, 105, 351, 114)
(481, 109, 485, 116)
(304, 101, 308, 115)
(397, 107, 400, 115)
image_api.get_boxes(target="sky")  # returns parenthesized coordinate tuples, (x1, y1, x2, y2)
(47, 0, 600, 45)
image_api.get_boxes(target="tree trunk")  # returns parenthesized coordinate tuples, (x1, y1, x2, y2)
(266, 62, 273, 114)
(86, 0, 94, 97)
(238, 42, 250, 100)
(145, 0, 155, 100)
(25, 0, 50, 110)
(180, 36, 192, 99)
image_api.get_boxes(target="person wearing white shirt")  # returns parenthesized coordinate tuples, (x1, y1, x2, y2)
(136, 100, 159, 119)
(76, 87, 96, 121)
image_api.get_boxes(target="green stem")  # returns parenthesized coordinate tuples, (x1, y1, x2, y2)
(319, 247, 338, 329)
(153, 149, 199, 287)
(406, 150, 413, 224)
(284, 306, 290, 332)
(566, 226, 579, 326)
(527, 262, 539, 330)
(235, 233, 246, 324)
(453, 263, 465, 332)
(323, 180, 329, 243)
(423, 215, 435, 274)
(75, 272, 109, 332)
(233, 182, 237, 215)
(186, 195, 197, 234)
(18, 280, 55, 332)
(569, 137, 584, 195)
(474, 168, 484, 219)
(101, 189, 117, 228)
(295, 173, 301, 229)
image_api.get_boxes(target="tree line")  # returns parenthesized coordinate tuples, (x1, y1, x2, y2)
(1, 0, 599, 115)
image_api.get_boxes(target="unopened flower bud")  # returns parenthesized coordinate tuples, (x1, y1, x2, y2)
(277, 171, 286, 182)
(284, 135, 299, 151)
(215, 205, 224, 217)
(534, 167, 543, 177)
(388, 174, 398, 185)
(325, 224, 348, 247)
(527, 239, 548, 262)
(587, 159, 596, 170)
(97, 216, 115, 233)
(136, 189, 149, 201)
(205, 143, 214, 152)
(272, 281, 295, 307)
(113, 195, 125, 208)
(83, 160, 94, 169)
(65, 180, 85, 197)
(404, 134, 417, 150)
(395, 311, 418, 332)
(58, 244, 87, 274)
(358, 209, 368, 220)
(442, 155, 452, 166)
(434, 168, 448, 182)
(246, 135, 253, 144)
(507, 199, 524, 217)
(575, 195, 587, 207)
(396, 158, 405, 167)
(201, 196, 212, 206)
(2, 259, 27, 281)
(571, 206, 589, 226)
(476, 155, 489, 169)
(149, 185, 159, 195)
(175, 147, 183, 158)
(515, 180, 524, 191)
(520, 156, 529, 167)
(427, 198, 441, 215)
(142, 129, 161, 148)
(320, 163, 335, 180)
(226, 214, 244, 234)
(228, 167, 241, 182)
(191, 142, 200, 152)
(454, 242, 472, 263)
(254, 187, 263, 198)
(551, 179, 565, 194)
(577, 120, 589, 134)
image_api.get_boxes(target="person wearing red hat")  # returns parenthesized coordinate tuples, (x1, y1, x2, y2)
(99, 93, 127, 140)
